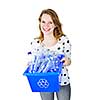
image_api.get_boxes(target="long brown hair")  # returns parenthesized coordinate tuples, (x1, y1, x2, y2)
(37, 9, 64, 42)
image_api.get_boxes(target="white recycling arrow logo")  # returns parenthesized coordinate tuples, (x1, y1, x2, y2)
(37, 79, 49, 88)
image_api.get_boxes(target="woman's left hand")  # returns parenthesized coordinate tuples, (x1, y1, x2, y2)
(60, 57, 71, 66)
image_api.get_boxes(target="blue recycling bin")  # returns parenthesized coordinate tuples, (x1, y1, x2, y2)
(23, 54, 64, 92)
(23, 67, 61, 92)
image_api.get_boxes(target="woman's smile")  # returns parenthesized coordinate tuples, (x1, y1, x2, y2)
(43, 27, 51, 32)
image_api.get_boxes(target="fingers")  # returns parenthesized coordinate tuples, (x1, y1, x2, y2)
(60, 57, 71, 66)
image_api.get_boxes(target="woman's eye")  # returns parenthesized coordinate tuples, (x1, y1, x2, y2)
(49, 21, 53, 24)
(41, 21, 45, 23)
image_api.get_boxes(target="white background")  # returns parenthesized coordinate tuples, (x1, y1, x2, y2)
(0, 0, 100, 100)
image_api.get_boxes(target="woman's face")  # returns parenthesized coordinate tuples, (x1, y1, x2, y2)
(40, 14, 55, 35)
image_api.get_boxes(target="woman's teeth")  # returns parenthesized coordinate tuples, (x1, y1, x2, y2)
(43, 28, 50, 32)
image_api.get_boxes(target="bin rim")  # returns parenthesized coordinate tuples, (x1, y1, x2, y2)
(23, 71, 60, 76)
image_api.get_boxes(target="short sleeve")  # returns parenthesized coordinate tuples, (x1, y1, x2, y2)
(62, 35, 71, 59)
(27, 38, 40, 63)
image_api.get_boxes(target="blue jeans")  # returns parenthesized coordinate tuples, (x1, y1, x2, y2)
(40, 84, 71, 100)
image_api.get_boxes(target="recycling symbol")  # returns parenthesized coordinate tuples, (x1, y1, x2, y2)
(37, 79, 49, 88)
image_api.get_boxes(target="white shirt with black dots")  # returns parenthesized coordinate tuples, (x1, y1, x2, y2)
(27, 35, 71, 86)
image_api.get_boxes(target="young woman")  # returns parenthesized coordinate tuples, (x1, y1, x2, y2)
(28, 9, 71, 100)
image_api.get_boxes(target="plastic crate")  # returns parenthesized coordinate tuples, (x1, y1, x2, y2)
(23, 66, 62, 92)
(23, 54, 64, 92)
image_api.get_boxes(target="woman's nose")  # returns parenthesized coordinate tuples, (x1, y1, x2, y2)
(44, 23, 49, 27)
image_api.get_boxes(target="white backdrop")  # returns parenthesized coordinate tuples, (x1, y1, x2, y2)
(0, 0, 100, 100)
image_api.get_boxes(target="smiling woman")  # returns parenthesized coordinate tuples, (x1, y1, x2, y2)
(38, 9, 64, 42)
(27, 8, 71, 100)
(40, 14, 55, 35)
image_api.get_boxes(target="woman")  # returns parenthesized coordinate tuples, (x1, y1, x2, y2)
(28, 9, 71, 100)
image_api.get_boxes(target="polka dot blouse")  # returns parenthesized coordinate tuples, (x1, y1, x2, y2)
(27, 35, 71, 86)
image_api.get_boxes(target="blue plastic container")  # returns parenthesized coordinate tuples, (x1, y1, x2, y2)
(23, 67, 60, 92)
(23, 54, 64, 92)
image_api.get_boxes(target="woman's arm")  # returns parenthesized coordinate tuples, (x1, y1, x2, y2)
(61, 35, 71, 66)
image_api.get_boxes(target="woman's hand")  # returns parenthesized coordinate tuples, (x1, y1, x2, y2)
(61, 57, 71, 66)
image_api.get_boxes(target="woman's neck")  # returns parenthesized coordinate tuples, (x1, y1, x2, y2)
(43, 34, 57, 47)
(43, 34, 56, 42)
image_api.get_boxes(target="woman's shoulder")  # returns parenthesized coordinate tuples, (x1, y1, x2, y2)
(30, 38, 41, 46)
(58, 34, 69, 43)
